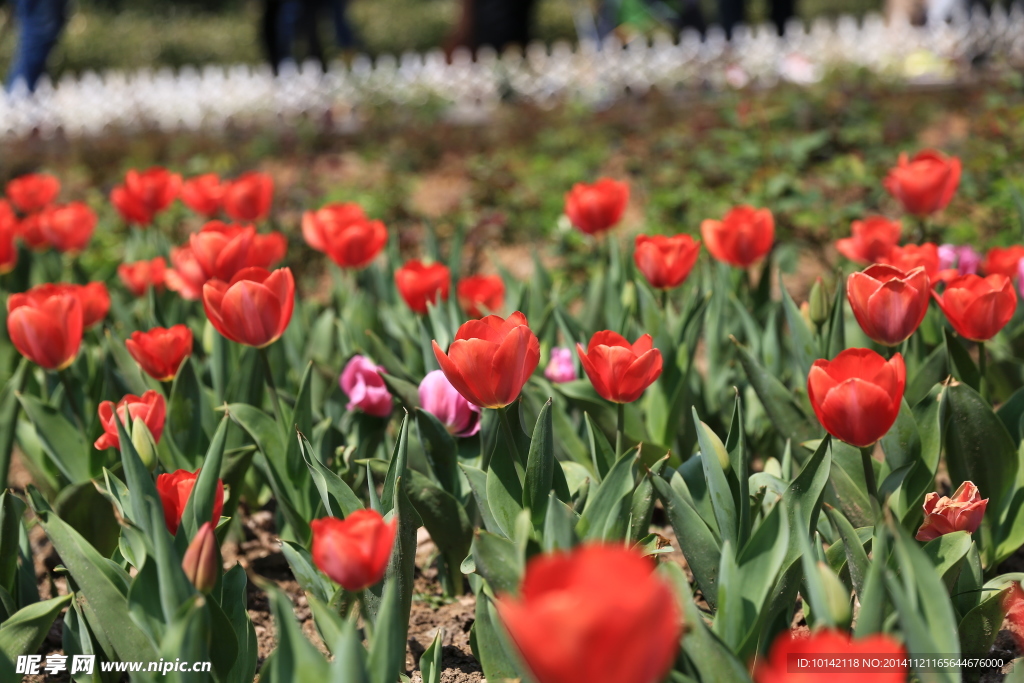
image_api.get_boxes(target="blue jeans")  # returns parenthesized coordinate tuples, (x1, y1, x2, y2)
(6, 0, 68, 92)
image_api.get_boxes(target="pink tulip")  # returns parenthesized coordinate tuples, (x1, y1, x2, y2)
(938, 244, 981, 275)
(418, 370, 481, 437)
(544, 347, 577, 384)
(340, 356, 393, 418)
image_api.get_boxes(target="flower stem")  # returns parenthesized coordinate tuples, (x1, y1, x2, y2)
(978, 341, 987, 402)
(860, 445, 879, 503)
(57, 368, 84, 430)
(615, 401, 625, 459)
(258, 346, 287, 434)
(660, 288, 668, 311)
(357, 589, 374, 640)
(495, 404, 522, 467)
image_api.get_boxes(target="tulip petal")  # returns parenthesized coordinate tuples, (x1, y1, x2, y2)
(818, 378, 899, 447)
(490, 325, 540, 407)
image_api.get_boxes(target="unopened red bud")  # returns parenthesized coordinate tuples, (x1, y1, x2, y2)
(182, 522, 220, 593)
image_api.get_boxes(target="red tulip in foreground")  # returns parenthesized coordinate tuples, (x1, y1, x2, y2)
(835, 216, 901, 265)
(190, 221, 288, 282)
(847, 264, 930, 346)
(180, 174, 225, 217)
(433, 311, 540, 409)
(223, 171, 273, 222)
(701, 205, 774, 267)
(111, 167, 182, 226)
(6, 173, 60, 213)
(932, 273, 1017, 342)
(39, 202, 97, 253)
(982, 245, 1024, 278)
(633, 234, 701, 289)
(6, 289, 83, 370)
(879, 243, 940, 280)
(754, 629, 907, 683)
(577, 331, 663, 404)
(302, 203, 388, 269)
(457, 274, 505, 317)
(915, 481, 988, 541)
(564, 178, 629, 235)
(126, 325, 194, 381)
(496, 544, 680, 683)
(157, 469, 225, 536)
(311, 509, 397, 591)
(807, 348, 905, 448)
(94, 390, 167, 450)
(0, 203, 16, 274)
(203, 267, 295, 348)
(182, 522, 220, 593)
(118, 257, 167, 297)
(884, 149, 961, 216)
(395, 260, 451, 314)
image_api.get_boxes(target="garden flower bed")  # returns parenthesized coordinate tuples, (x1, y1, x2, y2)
(5, 75, 1024, 683)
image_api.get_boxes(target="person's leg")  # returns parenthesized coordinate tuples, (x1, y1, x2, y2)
(6, 0, 68, 92)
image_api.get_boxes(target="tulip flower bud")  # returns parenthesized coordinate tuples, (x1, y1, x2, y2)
(808, 278, 830, 326)
(182, 522, 220, 593)
(799, 301, 813, 330)
(131, 417, 158, 471)
(817, 561, 852, 628)
(621, 281, 637, 311)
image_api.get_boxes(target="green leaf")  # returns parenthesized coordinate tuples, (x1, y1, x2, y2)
(461, 464, 501, 535)
(733, 339, 817, 448)
(944, 329, 980, 392)
(105, 329, 151, 396)
(326, 613, 369, 683)
(368, 580, 405, 683)
(415, 407, 460, 495)
(853, 526, 888, 638)
(919, 531, 972, 592)
(0, 492, 27, 602)
(958, 585, 1011, 661)
(523, 398, 554, 528)
(825, 271, 846, 358)
(825, 440, 875, 529)
(780, 275, 818, 376)
(381, 413, 410, 515)
(419, 628, 444, 683)
(181, 415, 230, 539)
(259, 580, 329, 681)
(0, 594, 72, 663)
(16, 392, 94, 483)
(167, 358, 209, 467)
(653, 475, 721, 609)
(998, 386, 1024, 445)
(693, 409, 737, 546)
(0, 360, 28, 492)
(576, 449, 636, 540)
(942, 381, 1017, 520)
(585, 412, 615, 480)
(904, 344, 947, 408)
(823, 506, 870, 599)
(728, 501, 790, 656)
(404, 470, 473, 576)
(380, 372, 421, 412)
(299, 430, 363, 519)
(280, 542, 332, 606)
(471, 531, 521, 595)
(541, 493, 578, 552)
(114, 410, 162, 539)
(472, 593, 521, 682)
(485, 435, 524, 539)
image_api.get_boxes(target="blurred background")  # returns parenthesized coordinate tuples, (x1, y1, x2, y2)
(0, 0, 887, 77)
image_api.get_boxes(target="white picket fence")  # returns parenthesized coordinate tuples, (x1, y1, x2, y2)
(2, 5, 1023, 139)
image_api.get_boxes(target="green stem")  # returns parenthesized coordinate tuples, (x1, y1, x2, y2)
(660, 288, 668, 311)
(615, 401, 625, 459)
(495, 404, 522, 466)
(978, 341, 987, 402)
(258, 346, 287, 433)
(860, 445, 879, 503)
(57, 368, 84, 430)
(357, 589, 374, 640)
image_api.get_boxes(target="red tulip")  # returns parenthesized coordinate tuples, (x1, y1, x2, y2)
(496, 544, 680, 683)
(6, 289, 83, 370)
(754, 629, 907, 683)
(311, 509, 397, 591)
(0, 202, 16, 275)
(126, 325, 194, 381)
(564, 178, 629, 235)
(432, 311, 540, 408)
(112, 168, 182, 226)
(16, 213, 49, 250)
(933, 273, 1017, 342)
(633, 234, 701, 289)
(879, 243, 940, 280)
(39, 202, 96, 253)
(118, 257, 167, 297)
(111, 184, 154, 226)
(6, 173, 60, 213)
(94, 390, 167, 450)
(982, 246, 1024, 278)
(180, 174, 225, 217)
(190, 221, 287, 282)
(807, 348, 905, 448)
(156, 469, 225, 536)
(835, 216, 901, 264)
(577, 331, 663, 404)
(182, 522, 220, 593)
(847, 264, 930, 346)
(223, 172, 273, 222)
(700, 205, 774, 267)
(203, 266, 295, 348)
(395, 260, 450, 314)
(884, 149, 961, 216)
(10, 282, 108, 330)
(302, 203, 387, 268)
(457, 274, 505, 317)
(165, 246, 207, 301)
(915, 481, 988, 541)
